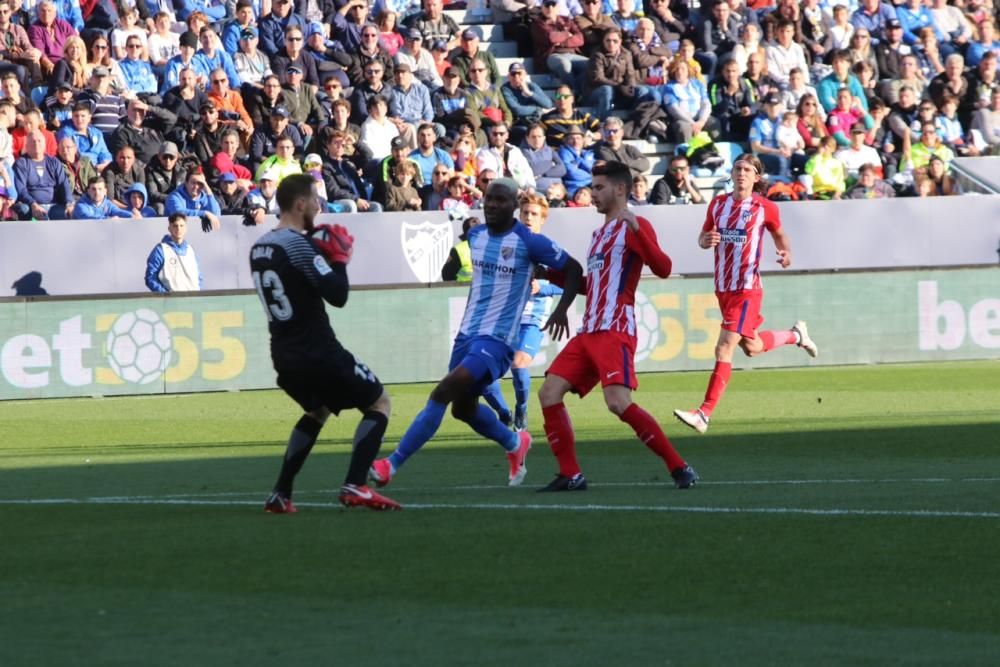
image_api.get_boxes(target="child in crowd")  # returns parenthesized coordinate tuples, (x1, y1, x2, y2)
(629, 174, 649, 205)
(546, 181, 568, 207)
(302, 153, 329, 210)
(43, 86, 75, 131)
(777, 111, 807, 155)
(569, 186, 592, 207)
(385, 160, 422, 211)
(112, 5, 148, 60)
(147, 12, 180, 77)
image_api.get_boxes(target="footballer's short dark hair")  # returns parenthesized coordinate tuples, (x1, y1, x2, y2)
(592, 160, 633, 190)
(276, 173, 316, 212)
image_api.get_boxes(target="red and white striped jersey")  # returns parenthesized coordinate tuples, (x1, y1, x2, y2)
(702, 192, 781, 293)
(581, 216, 672, 336)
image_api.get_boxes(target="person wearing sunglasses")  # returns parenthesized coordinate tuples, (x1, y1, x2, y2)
(118, 37, 158, 96)
(271, 25, 320, 87)
(205, 66, 255, 141)
(541, 85, 602, 146)
(531, 0, 587, 91)
(450, 27, 498, 85)
(258, 0, 308, 59)
(193, 26, 242, 90)
(346, 24, 394, 89)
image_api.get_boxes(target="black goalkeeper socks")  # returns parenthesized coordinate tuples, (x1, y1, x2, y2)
(344, 410, 389, 487)
(274, 415, 324, 497)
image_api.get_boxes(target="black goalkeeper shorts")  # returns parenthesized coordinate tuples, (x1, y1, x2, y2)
(276, 347, 384, 415)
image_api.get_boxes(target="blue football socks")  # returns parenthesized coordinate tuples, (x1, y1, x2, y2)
(512, 367, 531, 411)
(465, 403, 519, 452)
(481, 380, 512, 424)
(389, 399, 448, 469)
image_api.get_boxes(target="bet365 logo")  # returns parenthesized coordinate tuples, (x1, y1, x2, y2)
(0, 308, 246, 390)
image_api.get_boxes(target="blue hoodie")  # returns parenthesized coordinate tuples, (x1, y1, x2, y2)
(72, 194, 134, 220)
(145, 234, 203, 293)
(125, 182, 157, 217)
(165, 184, 222, 218)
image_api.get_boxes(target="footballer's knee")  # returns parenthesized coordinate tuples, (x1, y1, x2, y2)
(450, 400, 477, 422)
(305, 407, 331, 425)
(537, 380, 564, 408)
(604, 396, 631, 416)
(367, 392, 391, 419)
(739, 338, 762, 357)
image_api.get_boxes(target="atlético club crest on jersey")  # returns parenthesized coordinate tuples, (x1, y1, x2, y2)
(400, 220, 453, 283)
(501, 246, 514, 260)
(741, 209, 752, 223)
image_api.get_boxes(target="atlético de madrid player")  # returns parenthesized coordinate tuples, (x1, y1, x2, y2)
(674, 153, 818, 435)
(538, 160, 698, 491)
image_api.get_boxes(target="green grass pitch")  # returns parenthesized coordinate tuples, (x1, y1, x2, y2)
(1, 360, 999, 666)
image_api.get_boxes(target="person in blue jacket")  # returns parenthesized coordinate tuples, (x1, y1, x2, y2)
(72, 177, 137, 219)
(557, 126, 595, 195)
(124, 182, 158, 217)
(165, 168, 222, 231)
(56, 102, 112, 172)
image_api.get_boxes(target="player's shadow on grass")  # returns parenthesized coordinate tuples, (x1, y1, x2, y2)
(4, 421, 999, 500)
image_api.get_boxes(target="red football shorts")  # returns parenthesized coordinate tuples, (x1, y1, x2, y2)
(546, 330, 638, 398)
(717, 289, 764, 337)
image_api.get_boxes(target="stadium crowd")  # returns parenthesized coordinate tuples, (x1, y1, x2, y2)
(0, 0, 996, 222)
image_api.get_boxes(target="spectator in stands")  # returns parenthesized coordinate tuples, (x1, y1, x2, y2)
(205, 66, 252, 135)
(327, 98, 371, 170)
(389, 62, 432, 139)
(47, 34, 84, 92)
(376, 11, 403, 57)
(611, 0, 643, 33)
(929, 0, 973, 54)
(907, 121, 954, 170)
(0, 0, 42, 87)
(13, 129, 72, 219)
(651, 154, 705, 204)
(110, 5, 147, 62)
(698, 0, 741, 77)
(451, 133, 478, 181)
(928, 53, 969, 112)
(384, 159, 422, 211)
(664, 59, 717, 143)
(557, 126, 594, 196)
(162, 67, 208, 142)
(750, 91, 795, 179)
(594, 116, 650, 177)
(28, 0, 76, 78)
(742, 50, 775, 101)
(350, 59, 394, 123)
(233, 27, 272, 92)
(628, 17, 672, 89)
(396, 28, 441, 89)
(72, 176, 136, 219)
(259, 0, 307, 59)
(108, 98, 177, 166)
(55, 135, 95, 198)
(766, 20, 809, 90)
(430, 39, 451, 80)
(576, 0, 616, 58)
(321, 128, 382, 213)
(146, 141, 184, 214)
(849, 29, 879, 79)
(629, 173, 649, 205)
(780, 67, 819, 118)
(522, 121, 566, 193)
(966, 19, 999, 69)
(935, 93, 976, 156)
(245, 74, 287, 129)
(451, 28, 499, 86)
(332, 0, 372, 54)
(125, 182, 156, 217)
(145, 213, 202, 292)
(438, 175, 479, 217)
(501, 63, 553, 144)
(970, 88, 1000, 154)
(221, 1, 255, 55)
(77, 67, 125, 137)
(254, 118, 304, 181)
(846, 162, 895, 198)
(271, 24, 318, 86)
(360, 95, 401, 162)
(896, 0, 938, 50)
(875, 20, 910, 84)
(804, 135, 846, 198)
(542, 85, 602, 147)
(42, 83, 74, 130)
(249, 107, 304, 172)
(165, 167, 221, 230)
(347, 24, 394, 88)
(195, 26, 240, 90)
(587, 28, 657, 119)
(826, 5, 855, 53)
(836, 124, 884, 179)
(0, 70, 35, 117)
(119, 35, 158, 96)
(795, 93, 828, 154)
(213, 171, 254, 217)
(407, 122, 451, 183)
(162, 31, 207, 94)
(532, 0, 587, 93)
(646, 0, 686, 50)
(103, 145, 146, 208)
(475, 121, 535, 190)
(880, 54, 926, 105)
(421, 163, 450, 210)
(818, 49, 868, 113)
(710, 57, 758, 141)
(190, 100, 228, 164)
(57, 101, 111, 171)
(851, 0, 897, 46)
(465, 58, 512, 130)
(923, 154, 961, 195)
(964, 52, 997, 124)
(10, 108, 55, 157)
(210, 130, 253, 186)
(282, 65, 328, 143)
(827, 86, 874, 146)
(433, 65, 478, 139)
(404, 0, 460, 50)
(731, 21, 763, 75)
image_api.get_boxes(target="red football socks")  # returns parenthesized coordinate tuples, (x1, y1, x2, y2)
(542, 402, 581, 478)
(699, 361, 732, 418)
(620, 403, 686, 471)
(760, 329, 799, 352)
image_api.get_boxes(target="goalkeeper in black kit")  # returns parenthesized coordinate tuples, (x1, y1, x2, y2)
(249, 173, 400, 512)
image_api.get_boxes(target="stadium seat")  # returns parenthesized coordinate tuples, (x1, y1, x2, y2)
(30, 86, 48, 107)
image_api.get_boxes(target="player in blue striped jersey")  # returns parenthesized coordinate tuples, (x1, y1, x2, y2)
(370, 179, 584, 488)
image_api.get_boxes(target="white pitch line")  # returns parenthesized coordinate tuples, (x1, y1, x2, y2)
(0, 496, 998, 519)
